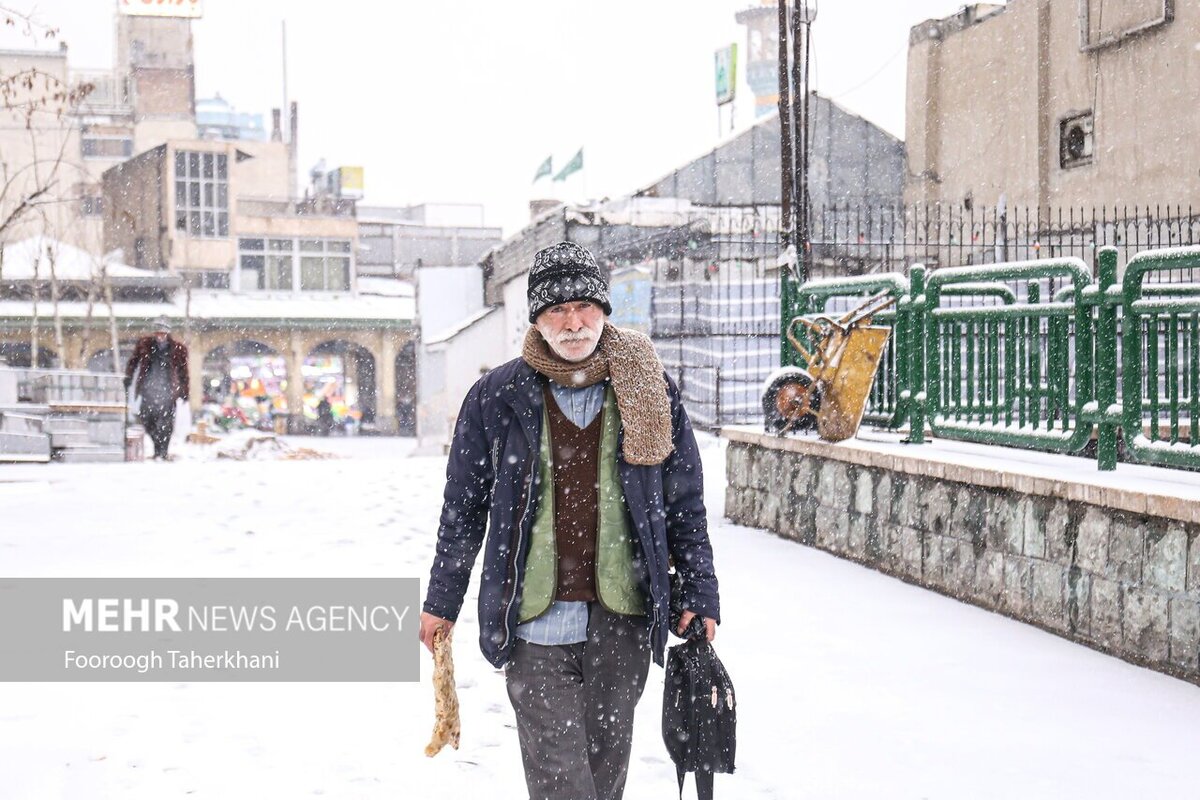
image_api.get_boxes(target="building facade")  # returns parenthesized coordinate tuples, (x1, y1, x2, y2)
(906, 1, 1200, 210)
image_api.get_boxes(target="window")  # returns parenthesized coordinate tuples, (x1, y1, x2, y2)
(80, 195, 103, 217)
(238, 237, 351, 292)
(81, 129, 133, 160)
(175, 150, 229, 238)
(182, 271, 231, 290)
(1080, 0, 1172, 50)
(1059, 112, 1094, 169)
(299, 238, 351, 291)
(240, 238, 293, 291)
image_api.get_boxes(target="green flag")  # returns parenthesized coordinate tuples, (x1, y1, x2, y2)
(533, 155, 552, 183)
(553, 148, 583, 182)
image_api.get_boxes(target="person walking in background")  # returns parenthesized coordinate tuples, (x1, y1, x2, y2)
(316, 396, 334, 436)
(419, 241, 721, 800)
(124, 317, 189, 461)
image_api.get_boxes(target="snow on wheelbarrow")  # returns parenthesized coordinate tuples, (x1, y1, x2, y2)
(762, 291, 895, 442)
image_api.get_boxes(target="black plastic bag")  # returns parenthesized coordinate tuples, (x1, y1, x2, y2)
(663, 573, 735, 800)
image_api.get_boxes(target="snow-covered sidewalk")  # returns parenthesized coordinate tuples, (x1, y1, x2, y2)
(1, 433, 1198, 798)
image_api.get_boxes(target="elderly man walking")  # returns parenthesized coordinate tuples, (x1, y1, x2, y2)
(124, 317, 189, 461)
(420, 242, 721, 800)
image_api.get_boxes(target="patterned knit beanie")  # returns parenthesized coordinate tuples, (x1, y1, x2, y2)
(527, 241, 611, 323)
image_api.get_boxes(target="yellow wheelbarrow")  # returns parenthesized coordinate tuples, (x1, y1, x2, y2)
(762, 292, 895, 442)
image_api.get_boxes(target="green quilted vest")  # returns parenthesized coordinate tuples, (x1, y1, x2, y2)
(518, 385, 645, 623)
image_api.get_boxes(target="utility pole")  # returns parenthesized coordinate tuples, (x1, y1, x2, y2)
(776, 0, 816, 366)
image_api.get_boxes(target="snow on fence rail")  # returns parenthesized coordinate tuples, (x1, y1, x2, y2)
(787, 245, 1200, 472)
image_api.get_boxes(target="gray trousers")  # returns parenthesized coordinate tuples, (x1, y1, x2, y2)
(140, 401, 176, 458)
(504, 603, 651, 800)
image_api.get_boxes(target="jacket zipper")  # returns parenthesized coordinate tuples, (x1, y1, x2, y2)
(499, 429, 539, 653)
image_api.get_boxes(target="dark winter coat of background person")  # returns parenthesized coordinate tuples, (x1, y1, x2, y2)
(423, 357, 721, 669)
(125, 335, 190, 403)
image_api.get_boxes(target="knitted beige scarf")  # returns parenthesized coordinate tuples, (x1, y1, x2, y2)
(522, 323, 673, 465)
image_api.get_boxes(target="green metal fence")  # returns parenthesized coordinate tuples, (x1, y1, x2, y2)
(1121, 247, 1200, 470)
(783, 245, 1200, 472)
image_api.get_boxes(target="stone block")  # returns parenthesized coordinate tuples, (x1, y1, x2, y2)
(864, 516, 884, 563)
(727, 445, 749, 488)
(848, 513, 869, 559)
(939, 536, 964, 596)
(724, 486, 743, 522)
(814, 510, 836, 551)
(1021, 497, 1046, 559)
(949, 486, 985, 547)
(792, 456, 817, 499)
(874, 472, 893, 525)
(1044, 499, 1074, 562)
(1003, 556, 1032, 616)
(1123, 587, 1169, 662)
(1107, 516, 1144, 584)
(815, 461, 845, 507)
(753, 449, 780, 493)
(987, 495, 1022, 556)
(958, 541, 978, 595)
(1031, 562, 1066, 630)
(1066, 566, 1090, 635)
(782, 496, 817, 545)
(1189, 530, 1200, 592)
(975, 550, 1004, 605)
(899, 527, 923, 580)
(1145, 522, 1187, 592)
(742, 490, 762, 524)
(1075, 507, 1111, 575)
(1168, 599, 1200, 673)
(760, 490, 785, 535)
(923, 482, 954, 539)
(923, 532, 944, 586)
(895, 476, 924, 530)
(833, 510, 852, 555)
(854, 469, 874, 516)
(1089, 577, 1122, 648)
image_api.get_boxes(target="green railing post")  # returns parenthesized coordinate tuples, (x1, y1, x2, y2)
(907, 264, 927, 443)
(1096, 247, 1119, 470)
(780, 260, 796, 368)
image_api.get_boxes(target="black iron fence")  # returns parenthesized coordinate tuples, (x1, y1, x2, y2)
(807, 203, 1200, 279)
(636, 203, 1200, 430)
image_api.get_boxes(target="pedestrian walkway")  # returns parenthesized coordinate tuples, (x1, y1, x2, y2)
(0, 434, 1196, 798)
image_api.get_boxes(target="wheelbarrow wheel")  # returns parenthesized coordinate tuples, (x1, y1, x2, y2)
(762, 368, 821, 432)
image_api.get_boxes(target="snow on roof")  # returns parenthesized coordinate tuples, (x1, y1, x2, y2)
(357, 277, 416, 298)
(182, 291, 415, 322)
(1, 236, 149, 281)
(2, 237, 126, 280)
(424, 306, 498, 345)
(0, 290, 415, 325)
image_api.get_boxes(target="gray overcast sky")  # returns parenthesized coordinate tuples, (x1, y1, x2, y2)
(4, 0, 971, 236)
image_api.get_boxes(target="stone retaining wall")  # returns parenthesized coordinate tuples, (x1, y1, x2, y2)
(723, 429, 1200, 684)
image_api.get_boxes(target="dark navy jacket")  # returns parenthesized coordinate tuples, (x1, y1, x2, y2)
(423, 357, 721, 668)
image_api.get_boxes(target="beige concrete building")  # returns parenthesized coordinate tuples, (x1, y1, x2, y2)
(906, 1, 1200, 210)
(90, 139, 416, 434)
(1, 8, 418, 435)
(1, 10, 203, 252)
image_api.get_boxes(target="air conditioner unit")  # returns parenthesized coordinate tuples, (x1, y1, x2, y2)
(1060, 112, 1094, 169)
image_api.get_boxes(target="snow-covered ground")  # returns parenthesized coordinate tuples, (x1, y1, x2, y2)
(1, 432, 1199, 799)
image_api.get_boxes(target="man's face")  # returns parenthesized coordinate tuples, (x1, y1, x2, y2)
(154, 330, 169, 343)
(534, 300, 605, 363)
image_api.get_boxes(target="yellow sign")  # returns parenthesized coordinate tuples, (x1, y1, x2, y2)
(339, 166, 364, 194)
(120, 0, 204, 19)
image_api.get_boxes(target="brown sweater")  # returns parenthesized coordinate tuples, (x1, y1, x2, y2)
(543, 385, 603, 602)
